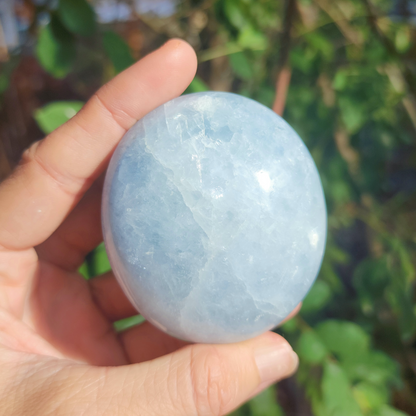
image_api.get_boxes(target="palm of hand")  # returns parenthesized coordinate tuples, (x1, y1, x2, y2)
(0, 40, 298, 416)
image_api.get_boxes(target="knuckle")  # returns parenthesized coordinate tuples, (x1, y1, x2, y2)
(189, 346, 235, 416)
(21, 139, 88, 198)
(93, 90, 134, 132)
(20, 140, 39, 166)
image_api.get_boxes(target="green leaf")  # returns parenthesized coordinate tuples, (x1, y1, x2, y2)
(228, 404, 250, 416)
(78, 262, 89, 279)
(385, 246, 416, 341)
(36, 19, 76, 79)
(352, 382, 387, 413)
(333, 69, 348, 91)
(307, 32, 334, 61)
(378, 405, 409, 416)
(326, 244, 349, 265)
(280, 317, 298, 334)
(223, 0, 249, 29)
(58, 0, 96, 37)
(185, 76, 209, 94)
(342, 350, 401, 386)
(316, 321, 370, 361)
(103, 31, 135, 74)
(301, 280, 332, 313)
(229, 52, 253, 80)
(290, 47, 314, 73)
(395, 26, 411, 53)
(319, 262, 342, 291)
(238, 26, 267, 50)
(90, 243, 112, 276)
(322, 361, 364, 416)
(393, 239, 415, 283)
(386, 280, 416, 342)
(114, 315, 145, 332)
(296, 330, 329, 364)
(338, 96, 367, 133)
(34, 101, 84, 134)
(353, 257, 390, 314)
(248, 387, 284, 416)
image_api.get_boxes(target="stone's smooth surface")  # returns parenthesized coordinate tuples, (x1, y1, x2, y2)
(102, 92, 327, 343)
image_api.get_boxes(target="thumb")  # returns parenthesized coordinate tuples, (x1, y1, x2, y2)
(47, 332, 298, 415)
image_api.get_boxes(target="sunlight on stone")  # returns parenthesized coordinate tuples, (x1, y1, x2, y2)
(256, 170, 273, 192)
(308, 230, 319, 248)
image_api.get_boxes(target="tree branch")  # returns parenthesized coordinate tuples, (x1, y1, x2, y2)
(273, 0, 297, 116)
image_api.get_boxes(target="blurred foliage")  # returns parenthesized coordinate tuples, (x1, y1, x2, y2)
(34, 101, 84, 133)
(1, 0, 416, 414)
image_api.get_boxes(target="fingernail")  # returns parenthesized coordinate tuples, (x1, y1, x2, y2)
(254, 344, 298, 390)
(162, 38, 183, 49)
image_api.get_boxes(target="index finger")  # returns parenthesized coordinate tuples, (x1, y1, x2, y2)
(0, 40, 197, 250)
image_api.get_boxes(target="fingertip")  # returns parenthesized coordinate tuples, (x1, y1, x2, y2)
(246, 330, 291, 349)
(163, 38, 197, 63)
(162, 38, 198, 82)
(251, 332, 298, 394)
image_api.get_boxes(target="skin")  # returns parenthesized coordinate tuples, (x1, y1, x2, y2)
(0, 40, 299, 416)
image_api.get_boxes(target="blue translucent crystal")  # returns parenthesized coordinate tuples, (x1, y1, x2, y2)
(102, 92, 327, 343)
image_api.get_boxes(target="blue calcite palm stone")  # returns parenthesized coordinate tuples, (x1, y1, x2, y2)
(102, 92, 327, 343)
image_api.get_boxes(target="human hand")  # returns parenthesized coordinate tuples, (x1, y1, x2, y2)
(0, 40, 298, 415)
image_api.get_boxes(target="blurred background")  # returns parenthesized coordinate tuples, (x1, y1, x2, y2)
(0, 0, 416, 415)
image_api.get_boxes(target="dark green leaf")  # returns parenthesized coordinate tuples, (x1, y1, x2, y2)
(223, 0, 249, 30)
(248, 387, 284, 416)
(280, 317, 298, 334)
(342, 350, 401, 386)
(103, 31, 135, 74)
(296, 330, 329, 364)
(90, 243, 112, 276)
(301, 280, 332, 313)
(316, 321, 370, 361)
(307, 32, 334, 61)
(290, 47, 314, 73)
(353, 257, 390, 315)
(326, 244, 349, 265)
(228, 404, 250, 416)
(229, 52, 253, 80)
(36, 20, 76, 79)
(58, 0, 96, 37)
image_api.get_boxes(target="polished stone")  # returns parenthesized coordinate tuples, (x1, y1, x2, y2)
(102, 92, 327, 343)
